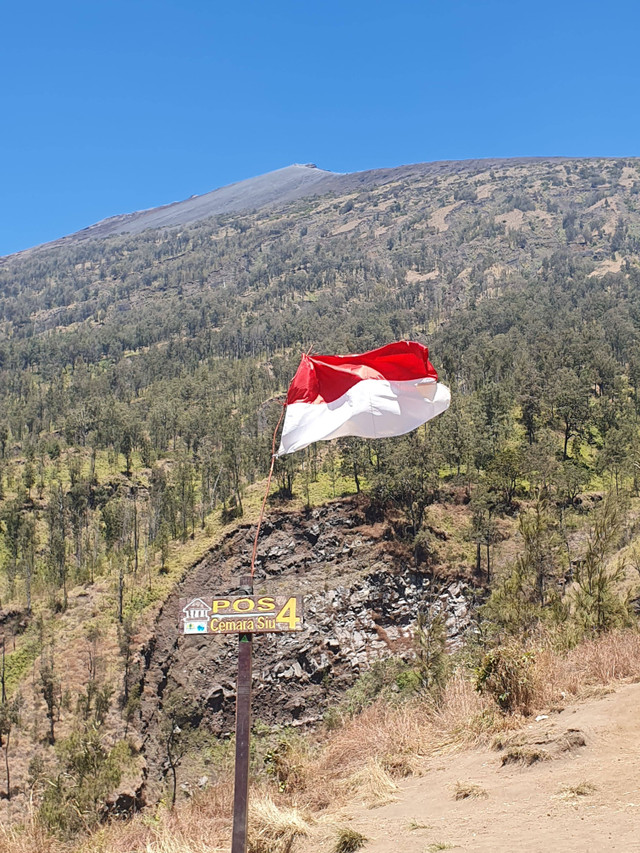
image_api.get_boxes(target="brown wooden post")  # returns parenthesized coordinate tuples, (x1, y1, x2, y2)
(231, 575, 253, 853)
(180, 582, 303, 850)
(1, 638, 5, 703)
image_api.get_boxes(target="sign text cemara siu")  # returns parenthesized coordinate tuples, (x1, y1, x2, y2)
(180, 594, 304, 635)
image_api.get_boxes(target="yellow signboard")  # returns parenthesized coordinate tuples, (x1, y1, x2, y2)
(180, 595, 303, 635)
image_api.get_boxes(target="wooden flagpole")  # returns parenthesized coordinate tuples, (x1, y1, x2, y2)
(231, 407, 284, 852)
(231, 573, 253, 853)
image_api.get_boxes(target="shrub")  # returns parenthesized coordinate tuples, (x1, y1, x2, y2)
(39, 731, 133, 837)
(475, 644, 536, 714)
(335, 827, 367, 852)
(262, 736, 305, 792)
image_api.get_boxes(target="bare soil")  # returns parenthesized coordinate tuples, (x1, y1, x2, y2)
(311, 682, 640, 852)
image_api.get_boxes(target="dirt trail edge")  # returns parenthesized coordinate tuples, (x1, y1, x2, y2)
(312, 682, 640, 853)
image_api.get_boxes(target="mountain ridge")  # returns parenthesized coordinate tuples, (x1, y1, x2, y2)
(2, 152, 640, 842)
(2, 155, 602, 260)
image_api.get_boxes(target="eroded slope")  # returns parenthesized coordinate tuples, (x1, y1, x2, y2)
(138, 498, 473, 799)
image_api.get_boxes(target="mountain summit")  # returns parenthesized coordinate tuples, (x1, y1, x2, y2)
(10, 157, 582, 256)
(73, 164, 340, 242)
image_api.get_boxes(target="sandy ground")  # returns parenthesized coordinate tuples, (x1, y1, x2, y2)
(495, 209, 524, 229)
(429, 202, 461, 233)
(311, 683, 640, 852)
(588, 257, 625, 278)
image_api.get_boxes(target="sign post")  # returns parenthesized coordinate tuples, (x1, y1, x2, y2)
(180, 586, 304, 853)
(231, 574, 253, 853)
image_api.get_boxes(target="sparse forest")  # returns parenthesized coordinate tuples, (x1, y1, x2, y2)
(1, 157, 640, 845)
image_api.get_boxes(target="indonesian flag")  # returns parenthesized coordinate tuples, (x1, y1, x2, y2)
(277, 341, 450, 456)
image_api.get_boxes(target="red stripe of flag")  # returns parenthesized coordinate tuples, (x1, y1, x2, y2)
(285, 341, 439, 405)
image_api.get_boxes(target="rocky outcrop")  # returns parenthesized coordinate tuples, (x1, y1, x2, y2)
(137, 499, 475, 796)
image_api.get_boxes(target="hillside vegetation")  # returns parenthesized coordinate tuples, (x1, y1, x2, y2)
(1, 157, 640, 847)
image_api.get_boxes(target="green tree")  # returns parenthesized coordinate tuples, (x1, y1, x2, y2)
(174, 456, 196, 542)
(469, 487, 499, 582)
(40, 650, 61, 745)
(1, 498, 23, 598)
(0, 694, 22, 800)
(518, 496, 562, 607)
(572, 494, 631, 633)
(46, 483, 69, 610)
(518, 368, 542, 445)
(339, 438, 369, 494)
(370, 432, 440, 563)
(22, 460, 35, 496)
(414, 605, 448, 696)
(553, 460, 589, 506)
(119, 427, 134, 478)
(598, 425, 635, 493)
(487, 445, 523, 510)
(552, 368, 590, 460)
(480, 498, 564, 639)
(40, 729, 132, 837)
(18, 514, 36, 614)
(439, 393, 474, 475)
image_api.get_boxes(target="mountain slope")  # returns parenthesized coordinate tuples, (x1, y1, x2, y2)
(67, 164, 340, 243)
(5, 156, 581, 256)
(3, 156, 640, 447)
(2, 155, 640, 837)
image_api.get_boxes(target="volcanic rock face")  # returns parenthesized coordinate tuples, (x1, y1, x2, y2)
(138, 499, 472, 795)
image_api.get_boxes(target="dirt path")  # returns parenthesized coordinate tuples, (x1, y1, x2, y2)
(318, 683, 640, 852)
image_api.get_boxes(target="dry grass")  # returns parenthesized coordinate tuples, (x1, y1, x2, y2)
(2, 628, 639, 853)
(0, 820, 59, 853)
(407, 819, 433, 831)
(556, 780, 597, 800)
(341, 758, 399, 809)
(248, 796, 312, 853)
(530, 629, 640, 710)
(294, 674, 508, 812)
(78, 782, 234, 853)
(452, 781, 488, 800)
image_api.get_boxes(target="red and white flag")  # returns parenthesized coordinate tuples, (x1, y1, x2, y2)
(277, 341, 450, 456)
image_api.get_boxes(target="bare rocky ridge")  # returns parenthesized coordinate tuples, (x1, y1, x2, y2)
(68, 165, 339, 242)
(138, 498, 473, 800)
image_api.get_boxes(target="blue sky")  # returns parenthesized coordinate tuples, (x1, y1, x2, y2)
(2, 0, 640, 256)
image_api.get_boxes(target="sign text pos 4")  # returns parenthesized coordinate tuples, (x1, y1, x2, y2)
(180, 594, 304, 635)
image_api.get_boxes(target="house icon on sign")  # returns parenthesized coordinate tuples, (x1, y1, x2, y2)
(182, 597, 211, 634)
